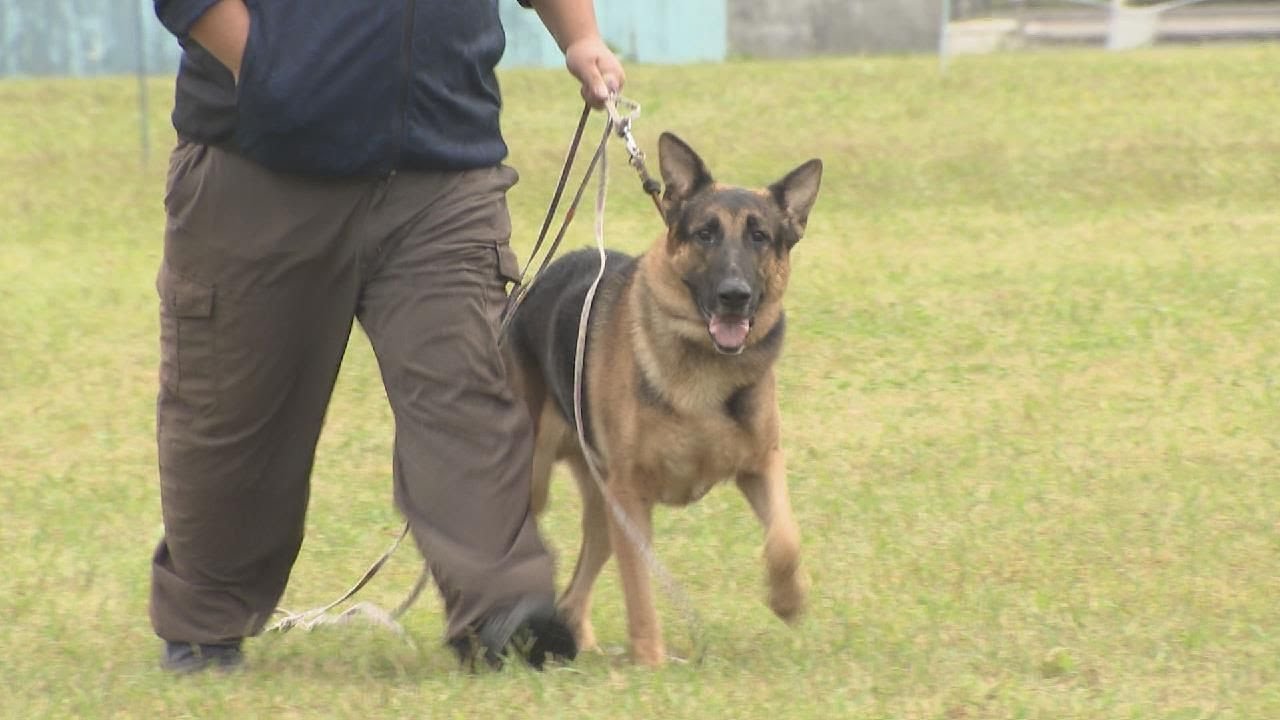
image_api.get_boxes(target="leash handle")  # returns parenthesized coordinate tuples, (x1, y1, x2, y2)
(500, 95, 664, 340)
(498, 112, 612, 342)
(523, 104, 592, 283)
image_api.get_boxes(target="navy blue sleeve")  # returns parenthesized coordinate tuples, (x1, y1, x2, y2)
(154, 0, 224, 38)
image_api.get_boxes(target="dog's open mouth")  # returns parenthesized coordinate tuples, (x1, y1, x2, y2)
(708, 314, 752, 355)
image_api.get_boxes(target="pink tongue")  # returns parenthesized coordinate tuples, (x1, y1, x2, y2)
(709, 315, 750, 349)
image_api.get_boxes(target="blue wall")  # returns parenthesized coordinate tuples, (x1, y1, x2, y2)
(0, 0, 727, 77)
(596, 1, 728, 65)
(0, 0, 173, 76)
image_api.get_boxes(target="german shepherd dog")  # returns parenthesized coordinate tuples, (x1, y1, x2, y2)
(503, 133, 822, 666)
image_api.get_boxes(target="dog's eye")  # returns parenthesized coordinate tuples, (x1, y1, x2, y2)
(751, 230, 771, 244)
(694, 228, 716, 244)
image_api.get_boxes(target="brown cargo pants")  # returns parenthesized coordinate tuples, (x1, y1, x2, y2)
(149, 142, 554, 645)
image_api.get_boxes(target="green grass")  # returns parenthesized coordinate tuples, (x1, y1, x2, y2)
(2, 44, 1279, 718)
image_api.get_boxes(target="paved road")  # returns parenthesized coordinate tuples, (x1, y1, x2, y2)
(1011, 2, 1280, 44)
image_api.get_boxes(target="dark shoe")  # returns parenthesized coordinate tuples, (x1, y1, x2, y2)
(449, 597, 577, 671)
(161, 640, 244, 674)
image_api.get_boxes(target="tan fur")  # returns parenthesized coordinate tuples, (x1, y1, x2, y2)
(508, 135, 821, 667)
(514, 237, 807, 668)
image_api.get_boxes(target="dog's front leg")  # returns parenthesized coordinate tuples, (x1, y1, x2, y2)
(604, 475, 665, 666)
(558, 454, 612, 651)
(736, 447, 808, 622)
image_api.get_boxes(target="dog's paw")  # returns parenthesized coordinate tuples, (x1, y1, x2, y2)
(630, 637, 667, 667)
(768, 567, 810, 624)
(574, 619, 599, 652)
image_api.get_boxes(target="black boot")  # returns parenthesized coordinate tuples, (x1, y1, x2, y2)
(161, 640, 244, 674)
(449, 597, 577, 671)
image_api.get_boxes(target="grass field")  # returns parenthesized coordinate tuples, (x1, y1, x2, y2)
(2, 44, 1279, 718)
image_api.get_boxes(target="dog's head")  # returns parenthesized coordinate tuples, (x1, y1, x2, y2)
(655, 132, 823, 355)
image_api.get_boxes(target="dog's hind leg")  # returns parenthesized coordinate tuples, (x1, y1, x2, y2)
(736, 447, 809, 623)
(529, 401, 566, 516)
(557, 452, 611, 651)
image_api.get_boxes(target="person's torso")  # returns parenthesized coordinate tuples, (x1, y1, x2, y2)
(172, 0, 511, 177)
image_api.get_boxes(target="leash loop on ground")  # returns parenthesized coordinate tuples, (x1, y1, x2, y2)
(266, 523, 425, 647)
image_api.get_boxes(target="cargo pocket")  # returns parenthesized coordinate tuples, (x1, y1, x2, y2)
(156, 263, 216, 406)
(162, 142, 208, 216)
(494, 241, 522, 286)
(486, 240, 524, 332)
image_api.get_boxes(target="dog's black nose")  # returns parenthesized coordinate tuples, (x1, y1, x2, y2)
(717, 278, 752, 309)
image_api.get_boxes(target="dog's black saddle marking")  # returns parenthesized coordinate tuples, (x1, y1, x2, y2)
(506, 248, 639, 451)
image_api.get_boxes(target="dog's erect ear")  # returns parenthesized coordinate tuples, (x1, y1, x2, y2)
(658, 132, 714, 223)
(769, 159, 823, 248)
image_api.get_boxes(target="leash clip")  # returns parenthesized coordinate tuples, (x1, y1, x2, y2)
(619, 121, 645, 167)
(605, 95, 645, 164)
(604, 94, 664, 211)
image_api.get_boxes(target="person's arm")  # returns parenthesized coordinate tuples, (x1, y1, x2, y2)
(189, 0, 250, 81)
(155, 0, 249, 81)
(527, 0, 625, 107)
